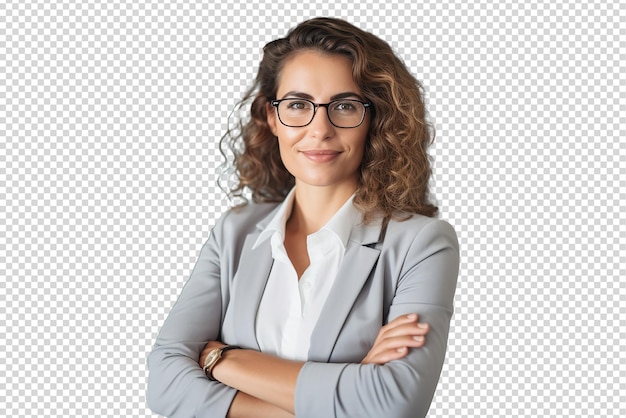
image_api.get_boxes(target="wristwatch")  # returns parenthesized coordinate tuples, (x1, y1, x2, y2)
(203, 345, 241, 381)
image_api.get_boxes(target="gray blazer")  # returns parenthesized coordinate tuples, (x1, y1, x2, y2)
(147, 201, 459, 418)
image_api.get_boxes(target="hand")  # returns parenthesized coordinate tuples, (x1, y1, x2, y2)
(199, 340, 226, 368)
(361, 313, 429, 365)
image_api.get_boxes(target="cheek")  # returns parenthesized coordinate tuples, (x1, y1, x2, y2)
(276, 136, 296, 165)
(275, 127, 301, 148)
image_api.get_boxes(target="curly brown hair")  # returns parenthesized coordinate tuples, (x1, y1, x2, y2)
(220, 17, 438, 221)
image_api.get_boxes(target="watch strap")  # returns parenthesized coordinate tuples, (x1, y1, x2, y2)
(204, 345, 241, 381)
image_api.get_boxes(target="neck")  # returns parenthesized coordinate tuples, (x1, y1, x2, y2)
(288, 183, 356, 235)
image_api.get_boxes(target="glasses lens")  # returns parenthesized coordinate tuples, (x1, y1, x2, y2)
(328, 100, 365, 128)
(277, 99, 315, 127)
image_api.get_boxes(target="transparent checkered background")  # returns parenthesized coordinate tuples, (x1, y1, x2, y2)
(1, 0, 624, 417)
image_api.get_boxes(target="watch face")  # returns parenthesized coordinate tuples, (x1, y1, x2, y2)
(205, 350, 221, 367)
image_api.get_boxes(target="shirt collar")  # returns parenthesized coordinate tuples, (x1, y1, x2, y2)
(252, 188, 360, 250)
(252, 188, 296, 250)
(323, 194, 359, 248)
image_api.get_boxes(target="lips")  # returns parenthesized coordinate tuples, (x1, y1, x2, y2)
(300, 149, 342, 162)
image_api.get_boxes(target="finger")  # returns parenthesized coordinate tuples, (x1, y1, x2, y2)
(378, 322, 430, 341)
(379, 314, 418, 332)
(386, 313, 419, 327)
(363, 346, 411, 365)
(377, 334, 427, 352)
(366, 334, 427, 361)
(380, 314, 427, 334)
(376, 314, 419, 338)
(390, 322, 429, 336)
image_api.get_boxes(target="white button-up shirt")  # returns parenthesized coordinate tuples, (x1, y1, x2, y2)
(253, 190, 359, 361)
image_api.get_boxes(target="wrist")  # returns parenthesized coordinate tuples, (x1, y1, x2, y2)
(211, 347, 242, 382)
(203, 345, 241, 381)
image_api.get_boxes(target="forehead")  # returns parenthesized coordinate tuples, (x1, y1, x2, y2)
(276, 51, 362, 99)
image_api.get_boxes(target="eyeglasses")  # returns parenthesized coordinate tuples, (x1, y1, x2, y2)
(270, 98, 371, 128)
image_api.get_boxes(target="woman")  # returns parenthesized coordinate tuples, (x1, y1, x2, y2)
(147, 17, 459, 418)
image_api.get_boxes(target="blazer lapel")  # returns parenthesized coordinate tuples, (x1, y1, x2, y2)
(229, 211, 277, 350)
(308, 219, 383, 361)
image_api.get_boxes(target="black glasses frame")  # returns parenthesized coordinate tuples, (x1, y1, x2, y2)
(270, 98, 372, 128)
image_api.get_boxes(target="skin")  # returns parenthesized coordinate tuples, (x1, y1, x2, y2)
(199, 51, 431, 417)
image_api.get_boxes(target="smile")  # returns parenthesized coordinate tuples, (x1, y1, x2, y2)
(300, 150, 342, 162)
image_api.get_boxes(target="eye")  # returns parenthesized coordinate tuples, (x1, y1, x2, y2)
(331, 100, 359, 112)
(285, 100, 313, 110)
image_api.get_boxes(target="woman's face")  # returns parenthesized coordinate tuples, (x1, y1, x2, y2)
(267, 51, 370, 194)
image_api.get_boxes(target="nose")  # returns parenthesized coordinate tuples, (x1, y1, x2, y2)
(308, 105, 335, 139)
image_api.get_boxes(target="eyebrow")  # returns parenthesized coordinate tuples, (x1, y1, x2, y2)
(280, 91, 365, 101)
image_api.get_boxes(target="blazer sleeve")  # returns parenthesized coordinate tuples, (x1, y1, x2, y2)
(294, 219, 460, 418)
(146, 212, 237, 418)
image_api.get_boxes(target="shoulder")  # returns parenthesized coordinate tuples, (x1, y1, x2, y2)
(211, 201, 280, 238)
(376, 214, 459, 277)
(384, 214, 458, 249)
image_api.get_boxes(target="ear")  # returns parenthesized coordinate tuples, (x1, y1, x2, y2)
(266, 102, 278, 136)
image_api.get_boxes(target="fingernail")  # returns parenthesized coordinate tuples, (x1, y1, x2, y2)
(407, 313, 418, 320)
(413, 336, 424, 341)
(418, 323, 428, 328)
